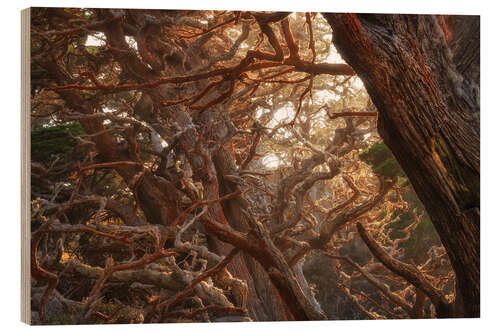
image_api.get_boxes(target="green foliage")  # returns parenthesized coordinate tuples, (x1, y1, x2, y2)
(360, 142, 440, 259)
(399, 178, 410, 188)
(31, 122, 86, 162)
(388, 189, 440, 260)
(85, 46, 100, 55)
(66, 44, 74, 54)
(372, 158, 405, 177)
(359, 142, 392, 165)
(359, 142, 405, 177)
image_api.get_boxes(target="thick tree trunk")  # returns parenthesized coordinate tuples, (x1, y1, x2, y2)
(212, 146, 298, 321)
(324, 14, 480, 317)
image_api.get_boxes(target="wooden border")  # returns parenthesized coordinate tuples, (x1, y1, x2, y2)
(21, 7, 31, 325)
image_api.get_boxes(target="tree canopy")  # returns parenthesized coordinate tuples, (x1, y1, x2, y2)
(29, 8, 477, 324)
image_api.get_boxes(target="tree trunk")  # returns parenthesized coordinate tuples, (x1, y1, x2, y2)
(324, 13, 480, 317)
(212, 146, 297, 320)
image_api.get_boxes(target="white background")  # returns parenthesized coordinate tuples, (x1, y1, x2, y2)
(1, 1, 497, 332)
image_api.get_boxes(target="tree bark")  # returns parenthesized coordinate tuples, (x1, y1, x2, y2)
(324, 13, 480, 317)
(212, 148, 296, 320)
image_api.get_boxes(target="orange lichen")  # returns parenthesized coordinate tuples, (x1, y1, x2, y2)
(437, 15, 452, 44)
(342, 14, 374, 53)
(407, 35, 442, 109)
